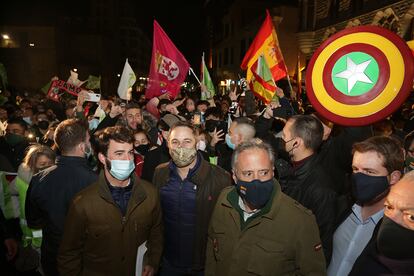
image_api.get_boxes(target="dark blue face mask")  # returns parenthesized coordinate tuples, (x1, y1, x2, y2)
(351, 172, 389, 205)
(236, 178, 274, 209)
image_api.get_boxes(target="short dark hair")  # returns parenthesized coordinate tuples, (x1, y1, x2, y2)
(204, 107, 223, 119)
(196, 100, 210, 107)
(7, 117, 28, 131)
(168, 121, 196, 139)
(96, 126, 134, 156)
(125, 102, 141, 111)
(54, 119, 88, 154)
(353, 136, 404, 173)
(289, 115, 323, 151)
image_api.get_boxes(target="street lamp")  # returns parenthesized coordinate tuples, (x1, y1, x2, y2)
(73, 68, 78, 72)
(2, 34, 10, 40)
(29, 43, 35, 47)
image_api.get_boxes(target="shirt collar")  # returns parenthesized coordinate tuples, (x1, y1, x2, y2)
(352, 204, 384, 224)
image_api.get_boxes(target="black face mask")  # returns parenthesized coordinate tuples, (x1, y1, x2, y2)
(38, 120, 49, 130)
(135, 144, 150, 156)
(236, 178, 274, 209)
(377, 216, 414, 259)
(351, 173, 389, 205)
(205, 119, 219, 133)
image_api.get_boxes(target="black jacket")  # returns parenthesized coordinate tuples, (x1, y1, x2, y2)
(349, 219, 414, 275)
(26, 156, 97, 269)
(317, 126, 372, 195)
(279, 154, 337, 263)
(0, 136, 30, 172)
(141, 142, 170, 182)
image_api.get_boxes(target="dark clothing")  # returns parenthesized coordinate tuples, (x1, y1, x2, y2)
(205, 180, 326, 276)
(206, 142, 233, 173)
(350, 220, 414, 275)
(153, 157, 231, 271)
(107, 180, 134, 216)
(317, 126, 372, 195)
(0, 136, 29, 172)
(141, 142, 170, 182)
(279, 154, 337, 263)
(159, 156, 201, 268)
(26, 156, 97, 275)
(58, 172, 163, 276)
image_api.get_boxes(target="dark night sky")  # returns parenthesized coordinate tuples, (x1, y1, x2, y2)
(136, 0, 206, 70)
(0, 0, 207, 71)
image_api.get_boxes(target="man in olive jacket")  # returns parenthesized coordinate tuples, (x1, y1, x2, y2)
(58, 126, 163, 276)
(205, 139, 326, 276)
(153, 122, 231, 274)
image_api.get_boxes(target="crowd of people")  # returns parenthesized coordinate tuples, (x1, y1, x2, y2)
(0, 81, 414, 276)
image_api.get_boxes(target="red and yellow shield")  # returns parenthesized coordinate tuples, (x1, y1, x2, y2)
(306, 26, 414, 126)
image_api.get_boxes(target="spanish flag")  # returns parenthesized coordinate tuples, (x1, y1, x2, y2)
(250, 55, 277, 103)
(241, 10, 287, 84)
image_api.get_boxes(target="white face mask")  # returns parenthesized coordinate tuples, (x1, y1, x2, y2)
(107, 159, 135, 180)
(196, 140, 207, 151)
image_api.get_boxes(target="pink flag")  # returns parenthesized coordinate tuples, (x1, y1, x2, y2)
(145, 20, 190, 100)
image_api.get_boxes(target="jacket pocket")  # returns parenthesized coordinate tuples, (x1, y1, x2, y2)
(247, 240, 294, 275)
(210, 228, 226, 261)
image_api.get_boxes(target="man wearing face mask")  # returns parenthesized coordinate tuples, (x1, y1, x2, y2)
(279, 115, 337, 262)
(58, 126, 163, 276)
(205, 139, 326, 275)
(349, 170, 414, 275)
(328, 136, 403, 276)
(26, 119, 97, 276)
(153, 121, 231, 275)
(0, 118, 30, 171)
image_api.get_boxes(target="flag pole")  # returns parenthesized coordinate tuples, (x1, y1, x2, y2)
(189, 67, 201, 85)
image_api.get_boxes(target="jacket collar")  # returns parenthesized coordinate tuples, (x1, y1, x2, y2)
(97, 171, 147, 210)
(56, 155, 88, 165)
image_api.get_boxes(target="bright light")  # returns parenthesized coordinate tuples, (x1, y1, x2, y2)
(73, 68, 78, 72)
(29, 43, 35, 47)
(117, 74, 121, 77)
(27, 133, 34, 139)
(2, 34, 10, 40)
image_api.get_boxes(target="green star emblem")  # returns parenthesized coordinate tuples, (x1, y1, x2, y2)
(332, 52, 379, 96)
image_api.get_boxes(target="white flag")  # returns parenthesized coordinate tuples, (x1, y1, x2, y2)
(117, 59, 136, 100)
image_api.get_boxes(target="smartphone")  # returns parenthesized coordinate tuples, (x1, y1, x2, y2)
(193, 112, 201, 126)
(87, 92, 101, 102)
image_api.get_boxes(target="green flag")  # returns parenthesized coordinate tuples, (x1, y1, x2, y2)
(41, 80, 52, 94)
(201, 54, 215, 100)
(0, 63, 8, 89)
(86, 75, 101, 90)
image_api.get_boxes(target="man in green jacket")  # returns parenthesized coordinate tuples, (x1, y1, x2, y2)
(58, 126, 163, 276)
(205, 138, 326, 276)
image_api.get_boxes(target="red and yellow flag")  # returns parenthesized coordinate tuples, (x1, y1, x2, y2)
(241, 10, 287, 84)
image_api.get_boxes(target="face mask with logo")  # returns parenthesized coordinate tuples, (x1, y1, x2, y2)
(170, 147, 197, 167)
(225, 133, 235, 150)
(351, 173, 389, 205)
(196, 140, 207, 151)
(135, 144, 150, 156)
(236, 178, 274, 209)
(377, 216, 414, 259)
(107, 158, 135, 180)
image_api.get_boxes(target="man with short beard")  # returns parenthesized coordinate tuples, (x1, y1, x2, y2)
(153, 122, 231, 275)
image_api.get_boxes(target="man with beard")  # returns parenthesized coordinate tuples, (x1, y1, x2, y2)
(328, 136, 403, 275)
(26, 119, 97, 275)
(153, 121, 231, 275)
(279, 115, 337, 262)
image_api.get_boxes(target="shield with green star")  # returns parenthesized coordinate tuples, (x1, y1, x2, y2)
(306, 26, 414, 126)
